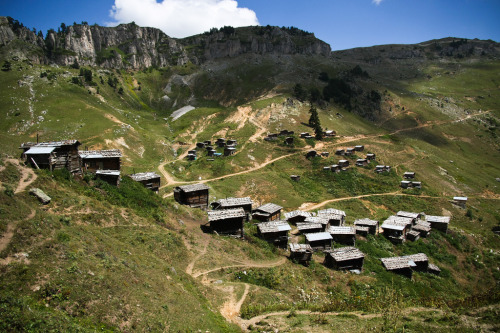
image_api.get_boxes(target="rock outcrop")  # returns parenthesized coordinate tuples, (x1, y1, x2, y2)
(0, 17, 332, 69)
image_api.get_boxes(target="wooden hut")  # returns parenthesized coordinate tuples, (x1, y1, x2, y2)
(174, 183, 210, 208)
(304, 216, 330, 231)
(331, 164, 342, 173)
(381, 216, 413, 244)
(338, 160, 349, 168)
(354, 145, 364, 152)
(227, 139, 237, 146)
(412, 181, 422, 189)
(453, 196, 468, 207)
(211, 197, 253, 220)
(317, 208, 346, 226)
(345, 148, 355, 156)
(224, 147, 236, 156)
(380, 257, 414, 279)
(324, 130, 336, 137)
(300, 132, 310, 138)
(403, 172, 416, 179)
(324, 247, 365, 271)
(321, 152, 330, 157)
(397, 211, 422, 224)
(207, 208, 246, 238)
(328, 226, 356, 246)
(128, 172, 161, 192)
(354, 218, 379, 235)
(425, 215, 451, 233)
(375, 165, 391, 173)
(252, 203, 283, 222)
(296, 222, 323, 234)
(290, 175, 301, 182)
(400, 180, 412, 189)
(412, 220, 432, 237)
(289, 243, 313, 265)
(407, 230, 421, 242)
(284, 210, 312, 224)
(284, 137, 294, 145)
(79, 149, 122, 173)
(355, 159, 368, 167)
(366, 153, 376, 161)
(257, 220, 291, 248)
(335, 149, 345, 156)
(305, 232, 333, 251)
(21, 140, 81, 173)
(96, 170, 120, 186)
(306, 150, 318, 158)
(196, 142, 206, 149)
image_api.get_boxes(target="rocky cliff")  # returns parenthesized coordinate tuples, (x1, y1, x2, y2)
(0, 17, 332, 69)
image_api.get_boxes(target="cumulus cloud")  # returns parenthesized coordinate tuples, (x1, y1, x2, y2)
(372, 0, 383, 5)
(108, 0, 260, 38)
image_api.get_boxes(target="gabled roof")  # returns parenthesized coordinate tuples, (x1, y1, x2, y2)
(397, 211, 420, 219)
(381, 253, 428, 270)
(289, 243, 313, 253)
(296, 222, 323, 231)
(25, 146, 56, 154)
(426, 215, 451, 224)
(284, 210, 313, 220)
(129, 172, 161, 181)
(382, 215, 413, 228)
(305, 232, 332, 242)
(215, 197, 253, 207)
(21, 140, 80, 149)
(304, 216, 330, 225)
(328, 226, 356, 235)
(326, 246, 364, 261)
(79, 149, 122, 158)
(176, 183, 209, 193)
(255, 203, 283, 214)
(354, 218, 379, 226)
(208, 208, 245, 222)
(317, 208, 346, 217)
(453, 196, 468, 201)
(258, 221, 291, 233)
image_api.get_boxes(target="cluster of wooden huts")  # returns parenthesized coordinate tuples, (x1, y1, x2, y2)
(19, 140, 161, 191)
(265, 129, 295, 145)
(173, 184, 447, 277)
(191, 138, 238, 160)
(400, 171, 422, 189)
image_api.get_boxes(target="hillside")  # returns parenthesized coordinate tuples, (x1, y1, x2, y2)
(0, 17, 500, 332)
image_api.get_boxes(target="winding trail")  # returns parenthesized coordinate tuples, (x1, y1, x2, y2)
(0, 208, 35, 262)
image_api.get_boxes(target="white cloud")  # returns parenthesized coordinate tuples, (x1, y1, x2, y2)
(108, 0, 259, 38)
(372, 0, 383, 5)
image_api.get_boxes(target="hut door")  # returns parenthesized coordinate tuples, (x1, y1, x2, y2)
(98, 162, 104, 170)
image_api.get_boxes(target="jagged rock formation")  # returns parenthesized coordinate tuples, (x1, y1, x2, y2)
(0, 17, 332, 69)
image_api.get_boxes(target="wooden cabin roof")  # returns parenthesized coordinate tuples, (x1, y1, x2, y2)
(208, 208, 245, 222)
(354, 218, 379, 226)
(21, 140, 80, 149)
(326, 246, 364, 261)
(216, 197, 253, 207)
(305, 232, 333, 242)
(381, 253, 428, 270)
(328, 226, 356, 235)
(129, 172, 161, 181)
(255, 203, 283, 214)
(25, 146, 56, 154)
(397, 211, 421, 219)
(317, 208, 346, 217)
(284, 210, 313, 220)
(426, 215, 451, 224)
(296, 222, 323, 231)
(79, 149, 122, 158)
(176, 183, 210, 193)
(304, 216, 329, 225)
(289, 243, 313, 253)
(257, 221, 291, 233)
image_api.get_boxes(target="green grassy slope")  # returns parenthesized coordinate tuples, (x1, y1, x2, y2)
(0, 41, 499, 332)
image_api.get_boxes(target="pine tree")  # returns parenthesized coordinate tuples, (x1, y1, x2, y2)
(308, 105, 323, 140)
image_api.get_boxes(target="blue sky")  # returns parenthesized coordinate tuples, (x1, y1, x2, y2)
(1, 0, 499, 50)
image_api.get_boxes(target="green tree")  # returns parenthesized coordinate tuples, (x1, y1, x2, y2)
(293, 83, 307, 102)
(308, 105, 323, 140)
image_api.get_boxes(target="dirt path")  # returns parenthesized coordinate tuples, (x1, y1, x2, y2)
(185, 238, 209, 276)
(302, 192, 441, 211)
(12, 160, 37, 194)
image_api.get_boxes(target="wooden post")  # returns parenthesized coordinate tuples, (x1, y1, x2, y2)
(30, 157, 40, 169)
